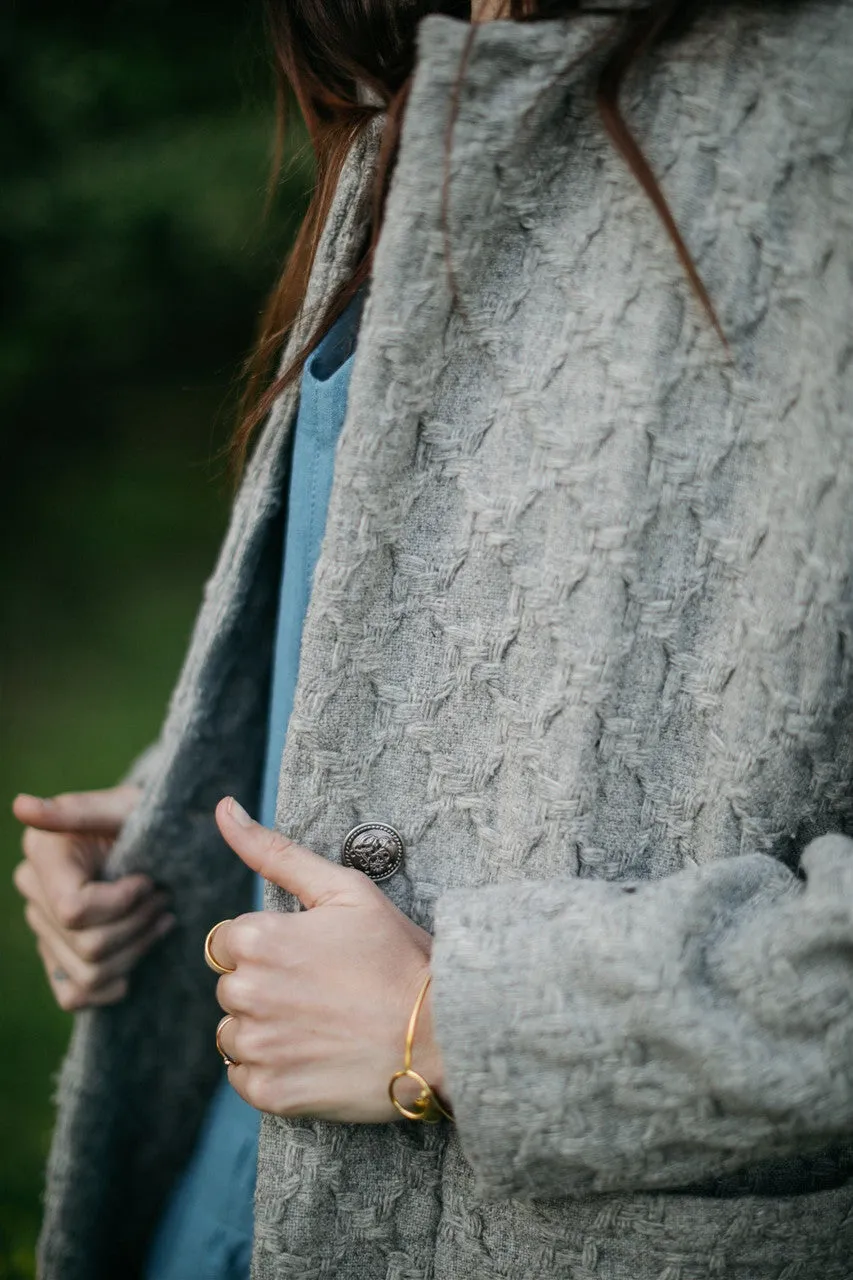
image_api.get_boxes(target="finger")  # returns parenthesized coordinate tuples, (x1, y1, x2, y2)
(222, 1062, 281, 1117)
(12, 785, 141, 835)
(36, 938, 129, 1012)
(27, 900, 175, 991)
(16, 856, 163, 936)
(89, 910, 176, 981)
(84, 979, 132, 1007)
(215, 796, 352, 908)
(66, 892, 173, 963)
(224, 1061, 253, 1106)
(36, 937, 86, 1010)
(20, 824, 157, 926)
(59, 873, 162, 931)
(209, 913, 281, 977)
(215, 955, 283, 1022)
(27, 901, 112, 989)
(231, 1067, 288, 1117)
(44, 870, 158, 931)
(12, 858, 38, 900)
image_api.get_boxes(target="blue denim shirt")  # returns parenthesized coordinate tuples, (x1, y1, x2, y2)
(145, 289, 365, 1280)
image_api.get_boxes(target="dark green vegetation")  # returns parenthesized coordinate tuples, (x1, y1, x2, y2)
(1, 4, 308, 1273)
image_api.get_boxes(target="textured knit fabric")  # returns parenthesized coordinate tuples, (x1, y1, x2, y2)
(40, 6, 853, 1279)
(142, 291, 365, 1280)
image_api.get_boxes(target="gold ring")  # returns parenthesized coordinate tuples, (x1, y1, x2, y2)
(215, 1014, 239, 1068)
(204, 920, 235, 975)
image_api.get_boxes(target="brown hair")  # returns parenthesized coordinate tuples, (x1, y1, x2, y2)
(233, 0, 717, 472)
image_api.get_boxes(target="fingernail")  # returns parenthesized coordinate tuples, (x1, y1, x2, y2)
(156, 913, 176, 937)
(16, 793, 46, 805)
(227, 797, 254, 828)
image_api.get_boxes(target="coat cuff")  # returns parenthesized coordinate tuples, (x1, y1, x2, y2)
(430, 847, 853, 1202)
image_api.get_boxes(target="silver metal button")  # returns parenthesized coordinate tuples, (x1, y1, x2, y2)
(341, 822, 404, 881)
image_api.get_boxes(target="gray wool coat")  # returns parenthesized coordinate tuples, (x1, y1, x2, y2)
(39, 4, 853, 1278)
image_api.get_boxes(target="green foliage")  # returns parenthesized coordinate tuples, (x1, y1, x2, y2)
(1, 1, 312, 435)
(0, 3, 311, 1273)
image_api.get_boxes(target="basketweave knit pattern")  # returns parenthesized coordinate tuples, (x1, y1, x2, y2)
(41, 5, 853, 1279)
(256, 7, 853, 1278)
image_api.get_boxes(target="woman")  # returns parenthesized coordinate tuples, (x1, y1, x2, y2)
(13, 0, 853, 1277)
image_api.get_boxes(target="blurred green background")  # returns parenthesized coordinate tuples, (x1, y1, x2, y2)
(1, 3, 309, 1273)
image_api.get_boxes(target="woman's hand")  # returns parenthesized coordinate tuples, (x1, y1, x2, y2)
(12, 786, 174, 1011)
(211, 797, 446, 1123)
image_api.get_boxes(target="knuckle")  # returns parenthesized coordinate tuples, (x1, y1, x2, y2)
(235, 1022, 266, 1064)
(244, 1073, 278, 1115)
(21, 827, 41, 859)
(56, 895, 86, 930)
(75, 930, 106, 964)
(89, 979, 125, 1006)
(219, 970, 261, 1014)
(99, 983, 128, 1007)
(217, 971, 244, 1012)
(228, 918, 264, 964)
(262, 829, 287, 856)
(55, 984, 83, 1012)
(216, 973, 233, 1009)
(340, 865, 372, 895)
(13, 861, 32, 896)
(76, 963, 101, 993)
(54, 791, 83, 813)
(251, 911, 280, 943)
(257, 831, 291, 876)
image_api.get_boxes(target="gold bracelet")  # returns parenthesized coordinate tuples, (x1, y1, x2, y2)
(388, 972, 454, 1123)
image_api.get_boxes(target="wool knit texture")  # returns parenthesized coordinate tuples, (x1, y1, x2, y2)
(40, 5, 853, 1278)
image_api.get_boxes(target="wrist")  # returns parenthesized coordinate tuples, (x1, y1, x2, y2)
(402, 962, 448, 1121)
(411, 968, 448, 1104)
(389, 963, 453, 1123)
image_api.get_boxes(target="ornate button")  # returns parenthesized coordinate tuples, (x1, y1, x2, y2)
(341, 822, 404, 881)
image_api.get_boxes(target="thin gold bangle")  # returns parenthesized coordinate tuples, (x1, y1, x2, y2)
(388, 972, 454, 1123)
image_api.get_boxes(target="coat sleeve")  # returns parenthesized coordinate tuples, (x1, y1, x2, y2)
(430, 834, 853, 1200)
